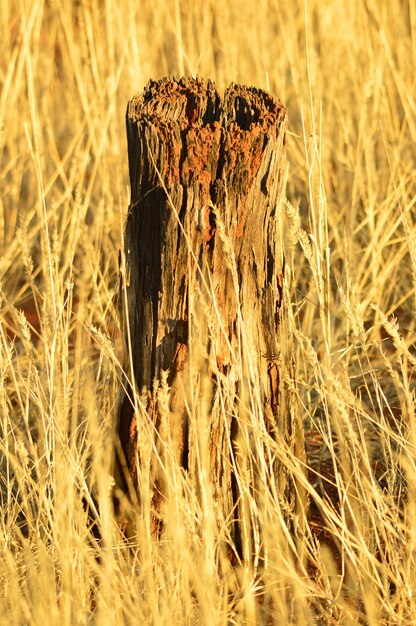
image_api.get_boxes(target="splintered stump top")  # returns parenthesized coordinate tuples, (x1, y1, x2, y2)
(126, 78, 286, 207)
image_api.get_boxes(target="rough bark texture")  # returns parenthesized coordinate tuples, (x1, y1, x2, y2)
(118, 77, 302, 553)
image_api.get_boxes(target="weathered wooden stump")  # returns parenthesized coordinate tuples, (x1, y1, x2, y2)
(117, 77, 303, 557)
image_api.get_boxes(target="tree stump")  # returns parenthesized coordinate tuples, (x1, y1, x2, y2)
(117, 77, 303, 558)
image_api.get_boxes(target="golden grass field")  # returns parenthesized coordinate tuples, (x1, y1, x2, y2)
(1, 0, 416, 623)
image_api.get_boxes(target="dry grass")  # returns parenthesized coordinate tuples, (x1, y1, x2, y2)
(1, 0, 416, 623)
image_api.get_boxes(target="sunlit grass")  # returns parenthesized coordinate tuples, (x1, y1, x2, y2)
(1, 0, 415, 623)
